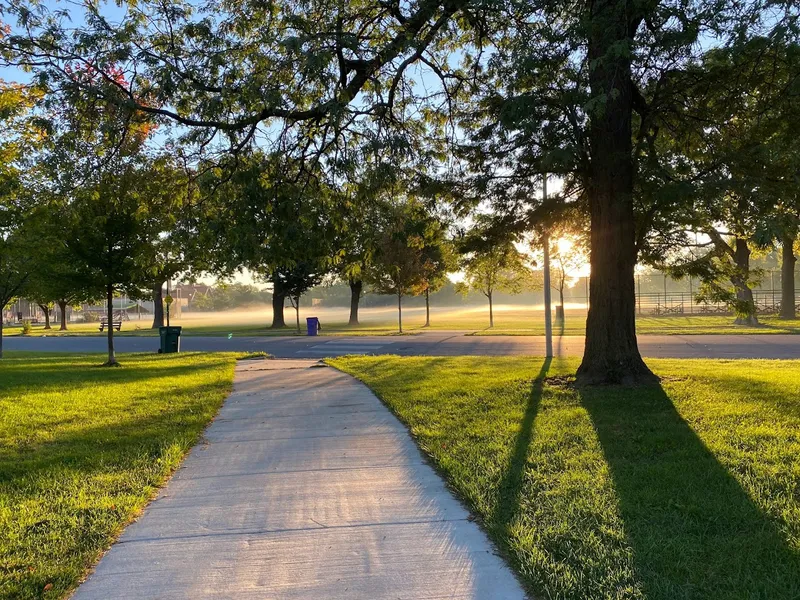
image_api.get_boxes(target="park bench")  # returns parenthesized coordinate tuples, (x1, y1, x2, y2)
(99, 318, 122, 332)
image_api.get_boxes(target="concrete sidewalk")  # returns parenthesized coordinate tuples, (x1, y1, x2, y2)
(72, 359, 526, 599)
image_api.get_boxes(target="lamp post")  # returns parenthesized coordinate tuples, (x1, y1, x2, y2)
(542, 175, 553, 358)
(165, 279, 173, 327)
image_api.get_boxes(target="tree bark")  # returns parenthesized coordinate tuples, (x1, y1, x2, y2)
(270, 274, 286, 329)
(488, 291, 494, 328)
(58, 300, 68, 331)
(105, 283, 118, 366)
(271, 293, 286, 328)
(576, 0, 655, 385)
(294, 297, 301, 333)
(732, 238, 758, 326)
(556, 286, 565, 323)
(38, 304, 51, 329)
(397, 291, 403, 333)
(152, 283, 164, 329)
(0, 317, 4, 359)
(424, 288, 431, 327)
(781, 232, 796, 319)
(348, 279, 362, 326)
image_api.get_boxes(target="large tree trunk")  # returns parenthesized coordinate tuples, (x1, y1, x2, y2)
(271, 273, 286, 329)
(780, 232, 796, 319)
(576, 1, 655, 385)
(424, 288, 431, 327)
(0, 317, 4, 359)
(152, 282, 164, 329)
(348, 279, 362, 326)
(38, 304, 51, 329)
(104, 284, 118, 366)
(397, 291, 403, 333)
(732, 238, 758, 326)
(271, 293, 286, 328)
(58, 300, 68, 331)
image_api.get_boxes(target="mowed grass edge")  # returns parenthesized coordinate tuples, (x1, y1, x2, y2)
(329, 355, 800, 600)
(0, 352, 243, 600)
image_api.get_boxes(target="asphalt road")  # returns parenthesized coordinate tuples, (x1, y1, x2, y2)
(5, 331, 800, 359)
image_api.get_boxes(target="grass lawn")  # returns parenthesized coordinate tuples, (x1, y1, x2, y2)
(330, 355, 800, 599)
(474, 314, 800, 335)
(0, 352, 241, 599)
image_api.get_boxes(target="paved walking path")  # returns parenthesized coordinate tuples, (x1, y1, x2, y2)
(72, 359, 526, 599)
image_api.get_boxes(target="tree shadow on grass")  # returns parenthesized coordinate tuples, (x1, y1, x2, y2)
(579, 383, 800, 599)
(0, 394, 219, 480)
(491, 357, 551, 529)
(0, 392, 228, 597)
(0, 357, 233, 398)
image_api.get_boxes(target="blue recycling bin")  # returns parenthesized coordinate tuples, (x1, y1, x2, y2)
(306, 317, 320, 336)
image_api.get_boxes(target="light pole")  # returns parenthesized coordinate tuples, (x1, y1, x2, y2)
(542, 175, 553, 358)
(165, 279, 172, 327)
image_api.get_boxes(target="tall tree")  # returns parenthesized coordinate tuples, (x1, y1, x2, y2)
(0, 218, 37, 355)
(335, 194, 383, 327)
(25, 213, 101, 330)
(0, 82, 43, 355)
(780, 234, 798, 319)
(279, 263, 327, 333)
(550, 238, 586, 325)
(61, 157, 184, 364)
(199, 153, 338, 329)
(366, 200, 440, 333)
(456, 238, 534, 329)
(652, 39, 800, 325)
(415, 221, 454, 328)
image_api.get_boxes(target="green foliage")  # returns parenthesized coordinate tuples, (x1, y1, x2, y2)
(365, 199, 449, 299)
(191, 283, 272, 312)
(0, 82, 46, 343)
(60, 157, 184, 295)
(33, 68, 188, 311)
(456, 239, 536, 300)
(642, 39, 800, 323)
(198, 152, 337, 288)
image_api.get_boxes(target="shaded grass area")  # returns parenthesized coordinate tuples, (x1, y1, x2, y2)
(0, 352, 240, 599)
(9, 312, 800, 338)
(330, 356, 800, 599)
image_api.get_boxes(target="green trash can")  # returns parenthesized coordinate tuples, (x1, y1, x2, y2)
(159, 326, 182, 353)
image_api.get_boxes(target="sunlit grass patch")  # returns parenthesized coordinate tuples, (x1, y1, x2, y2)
(0, 352, 239, 599)
(330, 356, 800, 599)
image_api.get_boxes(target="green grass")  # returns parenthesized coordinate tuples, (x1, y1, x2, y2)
(330, 356, 800, 599)
(475, 314, 800, 335)
(0, 352, 241, 599)
(9, 310, 800, 337)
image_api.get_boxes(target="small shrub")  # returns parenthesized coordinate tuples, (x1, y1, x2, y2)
(21, 320, 32, 335)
